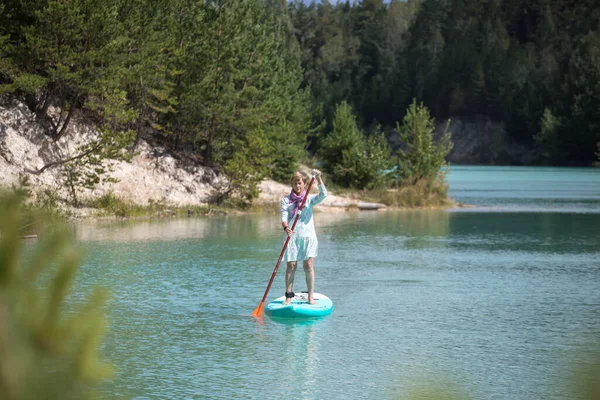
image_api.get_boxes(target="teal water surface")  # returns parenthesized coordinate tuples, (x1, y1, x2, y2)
(447, 165, 600, 213)
(74, 166, 600, 399)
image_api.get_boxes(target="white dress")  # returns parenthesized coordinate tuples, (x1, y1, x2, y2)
(280, 184, 327, 262)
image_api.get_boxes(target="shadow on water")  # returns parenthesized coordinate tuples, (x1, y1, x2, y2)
(447, 212, 600, 253)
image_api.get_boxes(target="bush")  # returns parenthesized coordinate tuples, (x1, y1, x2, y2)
(367, 173, 451, 208)
(87, 191, 136, 217)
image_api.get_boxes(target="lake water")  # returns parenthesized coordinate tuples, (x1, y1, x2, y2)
(73, 166, 600, 400)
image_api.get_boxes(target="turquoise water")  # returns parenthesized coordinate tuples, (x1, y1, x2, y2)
(447, 165, 600, 213)
(74, 166, 600, 399)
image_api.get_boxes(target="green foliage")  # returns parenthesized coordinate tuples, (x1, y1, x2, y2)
(61, 128, 135, 205)
(0, 34, 47, 95)
(119, 0, 201, 146)
(4, 0, 129, 138)
(85, 191, 151, 218)
(3, 0, 599, 206)
(534, 107, 562, 164)
(334, 127, 394, 189)
(33, 187, 63, 215)
(0, 193, 112, 400)
(266, 121, 306, 182)
(9, 174, 32, 203)
(175, 0, 312, 169)
(320, 101, 363, 173)
(320, 101, 393, 189)
(84, 192, 218, 218)
(395, 100, 452, 185)
(557, 31, 600, 164)
(367, 173, 451, 208)
(6, 175, 64, 219)
(1, 0, 138, 205)
(288, 0, 600, 166)
(215, 129, 272, 207)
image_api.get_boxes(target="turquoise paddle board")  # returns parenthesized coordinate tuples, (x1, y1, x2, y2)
(266, 292, 333, 319)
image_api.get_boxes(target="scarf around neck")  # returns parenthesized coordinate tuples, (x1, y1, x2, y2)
(289, 189, 306, 217)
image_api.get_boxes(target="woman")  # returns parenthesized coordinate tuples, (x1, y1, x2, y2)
(280, 169, 327, 305)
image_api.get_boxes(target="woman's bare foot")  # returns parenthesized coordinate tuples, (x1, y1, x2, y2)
(283, 298, 291, 305)
(308, 298, 316, 305)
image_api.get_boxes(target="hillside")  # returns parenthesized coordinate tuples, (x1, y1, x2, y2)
(0, 100, 381, 215)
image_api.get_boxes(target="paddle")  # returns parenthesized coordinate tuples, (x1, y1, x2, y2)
(251, 174, 316, 318)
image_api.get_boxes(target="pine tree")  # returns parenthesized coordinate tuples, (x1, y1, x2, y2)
(558, 31, 600, 164)
(118, 0, 190, 146)
(320, 101, 363, 174)
(320, 101, 393, 189)
(178, 0, 311, 199)
(395, 99, 452, 185)
(15, 0, 130, 139)
(534, 107, 562, 164)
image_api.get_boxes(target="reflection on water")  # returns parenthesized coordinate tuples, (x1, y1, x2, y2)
(76, 214, 280, 243)
(320, 210, 450, 238)
(76, 218, 211, 242)
(276, 321, 320, 398)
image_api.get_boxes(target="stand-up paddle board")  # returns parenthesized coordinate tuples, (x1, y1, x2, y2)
(266, 292, 333, 319)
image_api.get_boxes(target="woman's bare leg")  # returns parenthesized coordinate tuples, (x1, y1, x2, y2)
(283, 261, 297, 305)
(303, 258, 316, 304)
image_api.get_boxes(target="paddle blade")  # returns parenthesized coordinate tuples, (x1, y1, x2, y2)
(251, 302, 264, 318)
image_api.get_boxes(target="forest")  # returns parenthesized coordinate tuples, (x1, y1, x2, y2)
(290, 0, 600, 166)
(1, 0, 599, 201)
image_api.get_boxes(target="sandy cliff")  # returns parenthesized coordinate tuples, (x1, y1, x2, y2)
(0, 99, 382, 212)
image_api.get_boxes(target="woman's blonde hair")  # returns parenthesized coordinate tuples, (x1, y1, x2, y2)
(290, 171, 309, 185)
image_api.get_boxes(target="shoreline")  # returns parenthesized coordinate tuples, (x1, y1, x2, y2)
(1, 101, 458, 219)
(4, 175, 463, 221)
(4, 183, 466, 223)
(57, 199, 470, 222)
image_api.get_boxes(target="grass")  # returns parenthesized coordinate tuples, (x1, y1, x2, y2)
(84, 192, 220, 218)
(333, 174, 454, 209)
(3, 183, 278, 220)
(375, 176, 453, 208)
(82, 191, 282, 219)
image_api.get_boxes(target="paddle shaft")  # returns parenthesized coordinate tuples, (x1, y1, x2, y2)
(256, 176, 316, 307)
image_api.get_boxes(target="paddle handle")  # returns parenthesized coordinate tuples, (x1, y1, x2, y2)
(255, 176, 316, 307)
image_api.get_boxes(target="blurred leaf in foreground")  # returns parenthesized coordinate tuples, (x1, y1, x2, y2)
(0, 193, 112, 400)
